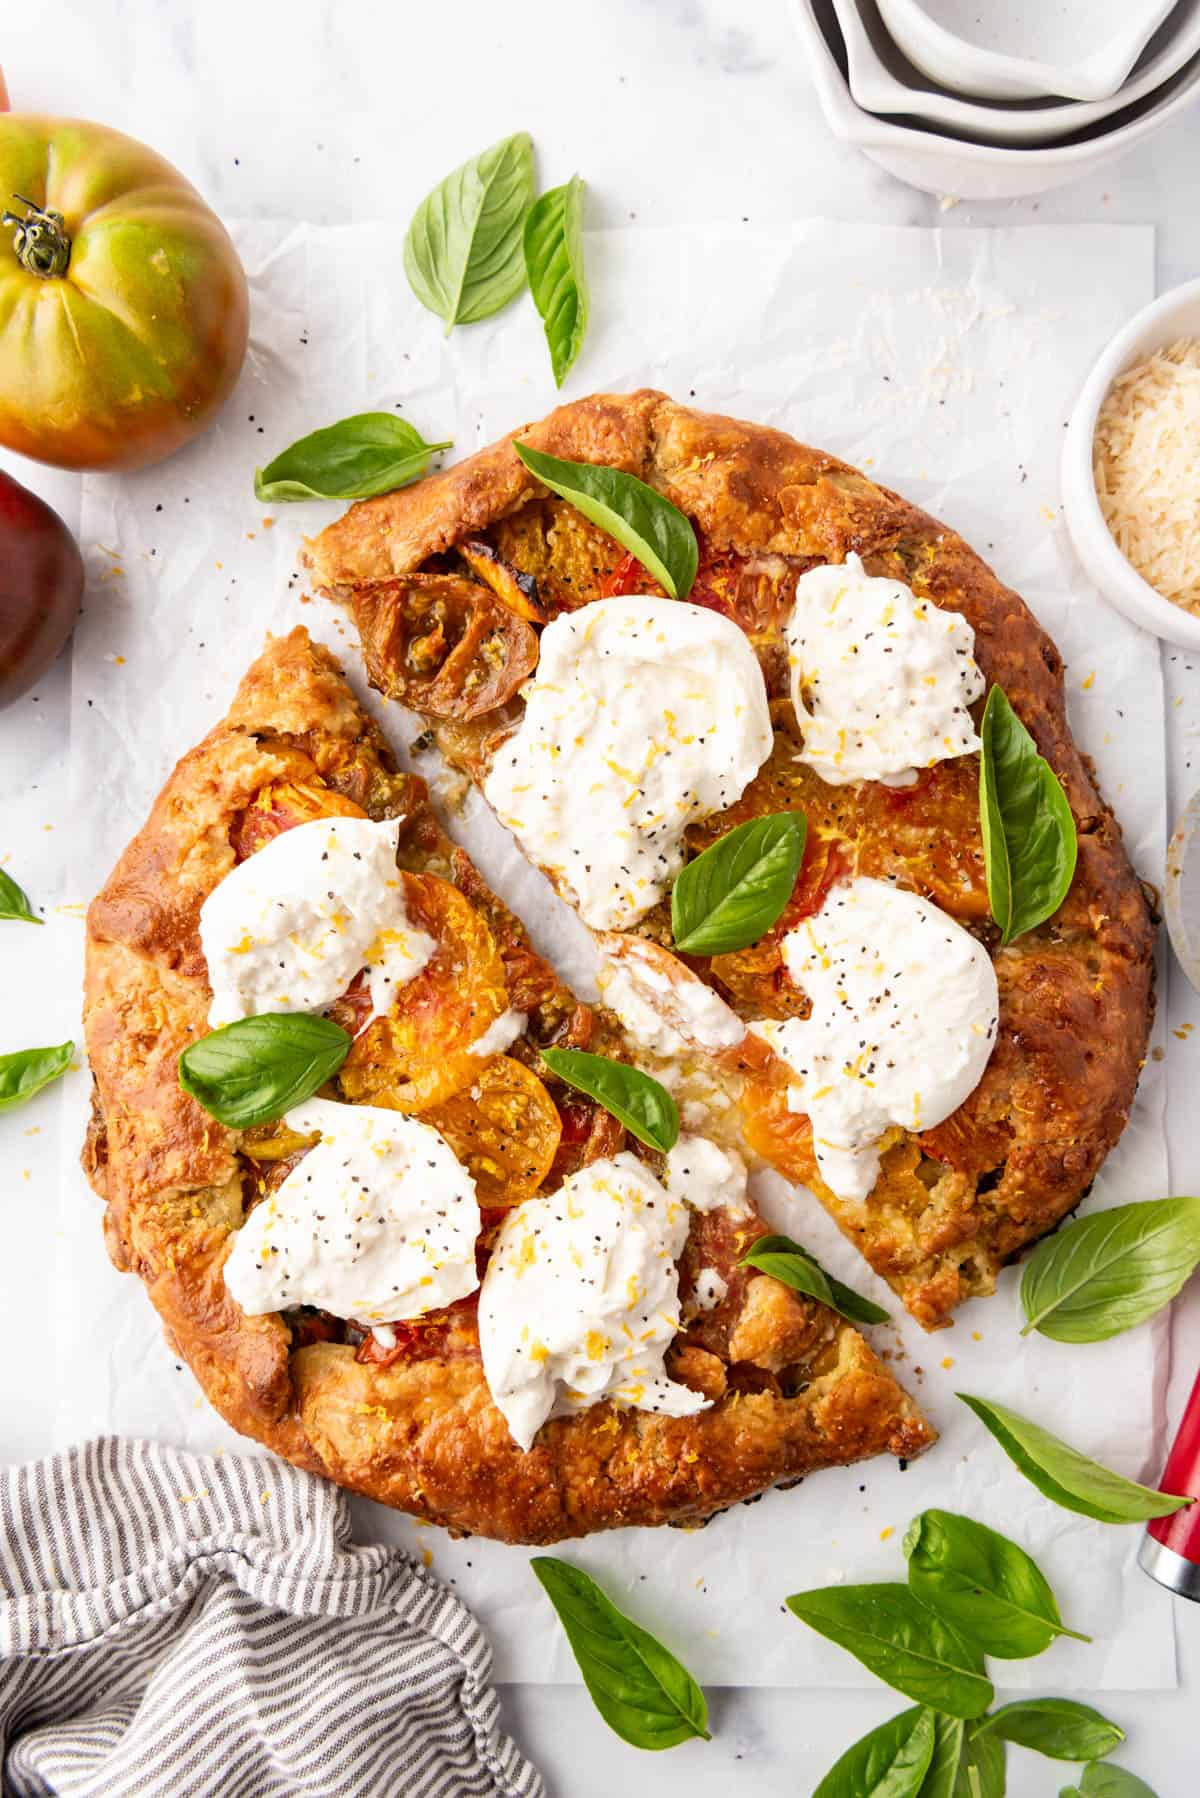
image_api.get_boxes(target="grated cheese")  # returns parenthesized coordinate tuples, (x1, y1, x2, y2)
(1093, 338, 1200, 615)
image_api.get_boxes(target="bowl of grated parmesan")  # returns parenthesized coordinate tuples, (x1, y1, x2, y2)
(1063, 276, 1200, 649)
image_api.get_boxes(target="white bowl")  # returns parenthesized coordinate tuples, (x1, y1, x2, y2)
(835, 0, 1200, 147)
(1061, 277, 1200, 652)
(794, 0, 1200, 200)
(876, 0, 1176, 101)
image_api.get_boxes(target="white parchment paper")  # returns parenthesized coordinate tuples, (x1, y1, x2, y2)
(56, 218, 1177, 1687)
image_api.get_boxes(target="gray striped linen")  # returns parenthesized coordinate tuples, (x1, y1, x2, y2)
(0, 1437, 544, 1798)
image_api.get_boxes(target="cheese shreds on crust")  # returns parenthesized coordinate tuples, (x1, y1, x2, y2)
(1093, 338, 1200, 615)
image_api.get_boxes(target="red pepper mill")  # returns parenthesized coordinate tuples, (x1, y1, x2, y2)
(1139, 1366, 1200, 1598)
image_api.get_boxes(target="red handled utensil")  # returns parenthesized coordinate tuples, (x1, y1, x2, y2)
(1141, 799, 1200, 1598)
(1139, 1366, 1200, 1598)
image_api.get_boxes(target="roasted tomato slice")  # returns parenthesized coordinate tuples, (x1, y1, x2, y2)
(858, 757, 989, 920)
(338, 871, 509, 1111)
(739, 1065, 819, 1189)
(356, 1292, 481, 1366)
(459, 539, 547, 622)
(709, 832, 850, 1018)
(600, 550, 655, 598)
(351, 573, 538, 721)
(547, 1095, 626, 1184)
(421, 1054, 562, 1208)
(231, 778, 367, 859)
(689, 542, 805, 638)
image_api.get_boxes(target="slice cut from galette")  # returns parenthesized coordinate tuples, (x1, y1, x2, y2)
(304, 389, 1156, 1332)
(82, 627, 933, 1542)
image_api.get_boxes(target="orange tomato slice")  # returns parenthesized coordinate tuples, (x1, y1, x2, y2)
(421, 1054, 562, 1208)
(230, 778, 366, 858)
(338, 871, 509, 1111)
(739, 1065, 819, 1189)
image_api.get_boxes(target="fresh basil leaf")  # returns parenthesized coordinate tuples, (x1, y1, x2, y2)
(915, 1714, 965, 1798)
(958, 1724, 1005, 1798)
(785, 1585, 993, 1720)
(254, 412, 452, 503)
(530, 1556, 708, 1750)
(979, 685, 1077, 945)
(404, 131, 535, 331)
(739, 1233, 890, 1326)
(539, 1047, 678, 1152)
(523, 175, 589, 388)
(178, 1014, 351, 1129)
(0, 1040, 72, 1112)
(671, 813, 807, 955)
(814, 1705, 936, 1798)
(916, 1714, 1005, 1798)
(903, 1509, 1087, 1659)
(1020, 1197, 1200, 1344)
(0, 867, 41, 924)
(979, 1698, 1123, 1762)
(959, 1394, 1193, 1524)
(1061, 1764, 1159, 1798)
(514, 441, 699, 601)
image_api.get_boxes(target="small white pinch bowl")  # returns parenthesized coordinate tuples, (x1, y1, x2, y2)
(1061, 276, 1200, 652)
(834, 0, 1200, 147)
(875, 0, 1177, 102)
(793, 0, 1200, 200)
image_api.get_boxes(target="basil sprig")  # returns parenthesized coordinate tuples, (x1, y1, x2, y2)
(924, 1713, 1004, 1798)
(178, 1014, 351, 1129)
(0, 867, 41, 924)
(539, 1046, 678, 1152)
(671, 813, 806, 956)
(254, 413, 452, 503)
(531, 1557, 708, 1750)
(812, 1705, 935, 1798)
(1020, 1196, 1200, 1343)
(903, 1510, 1088, 1659)
(959, 1394, 1193, 1524)
(977, 1698, 1124, 1762)
(739, 1232, 889, 1326)
(806, 1512, 1145, 1796)
(404, 132, 535, 331)
(523, 175, 589, 388)
(785, 1585, 993, 1720)
(0, 1040, 72, 1111)
(514, 441, 699, 601)
(1061, 1765, 1160, 1797)
(979, 685, 1077, 944)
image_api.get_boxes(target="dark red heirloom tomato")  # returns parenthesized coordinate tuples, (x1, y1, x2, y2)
(0, 468, 84, 706)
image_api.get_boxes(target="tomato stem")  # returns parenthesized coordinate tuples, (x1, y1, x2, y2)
(2, 194, 70, 278)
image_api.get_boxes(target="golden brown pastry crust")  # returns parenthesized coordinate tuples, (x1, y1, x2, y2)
(82, 626, 932, 1543)
(305, 391, 1157, 1331)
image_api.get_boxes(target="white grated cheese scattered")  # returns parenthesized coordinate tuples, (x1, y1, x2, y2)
(1093, 338, 1200, 615)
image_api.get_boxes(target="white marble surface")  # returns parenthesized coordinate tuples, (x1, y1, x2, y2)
(2, 2, 1200, 1792)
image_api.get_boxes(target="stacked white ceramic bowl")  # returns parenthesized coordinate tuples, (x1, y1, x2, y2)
(792, 0, 1200, 197)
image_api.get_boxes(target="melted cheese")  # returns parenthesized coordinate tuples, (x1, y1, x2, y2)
(753, 878, 999, 1202)
(663, 1134, 752, 1219)
(200, 816, 435, 1029)
(223, 1098, 481, 1324)
(787, 554, 984, 787)
(598, 940, 745, 1058)
(482, 596, 773, 930)
(477, 1151, 709, 1451)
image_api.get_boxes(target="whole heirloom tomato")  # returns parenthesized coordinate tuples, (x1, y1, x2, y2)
(0, 117, 248, 470)
(0, 468, 84, 705)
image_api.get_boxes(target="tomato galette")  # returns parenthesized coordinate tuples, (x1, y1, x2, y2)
(82, 628, 932, 1542)
(304, 390, 1157, 1331)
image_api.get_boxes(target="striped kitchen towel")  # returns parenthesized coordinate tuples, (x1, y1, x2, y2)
(0, 1437, 544, 1798)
